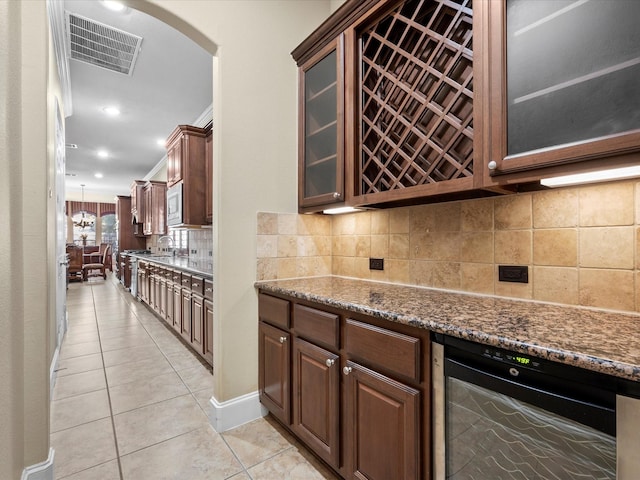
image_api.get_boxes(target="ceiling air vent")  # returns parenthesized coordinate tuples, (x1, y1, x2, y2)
(66, 12, 142, 75)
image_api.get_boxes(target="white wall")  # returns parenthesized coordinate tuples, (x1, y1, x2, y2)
(0, 0, 54, 475)
(130, 0, 334, 402)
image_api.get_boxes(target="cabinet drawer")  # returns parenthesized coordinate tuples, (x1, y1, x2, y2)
(180, 273, 192, 289)
(294, 304, 339, 350)
(259, 294, 290, 329)
(191, 275, 204, 296)
(170, 271, 182, 284)
(204, 279, 213, 301)
(345, 319, 420, 383)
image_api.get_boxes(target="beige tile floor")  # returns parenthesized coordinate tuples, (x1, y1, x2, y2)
(52, 274, 339, 480)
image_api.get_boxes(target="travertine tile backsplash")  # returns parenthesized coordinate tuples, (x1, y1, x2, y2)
(257, 179, 640, 313)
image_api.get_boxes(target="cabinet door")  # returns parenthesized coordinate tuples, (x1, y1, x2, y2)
(344, 361, 420, 480)
(299, 36, 345, 210)
(158, 278, 166, 318)
(191, 293, 204, 355)
(292, 338, 340, 469)
(167, 140, 182, 187)
(258, 321, 291, 425)
(166, 280, 174, 325)
(172, 285, 182, 333)
(204, 299, 213, 365)
(205, 129, 213, 223)
(482, 0, 640, 183)
(181, 288, 192, 342)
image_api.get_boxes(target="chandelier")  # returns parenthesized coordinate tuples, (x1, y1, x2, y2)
(73, 184, 94, 229)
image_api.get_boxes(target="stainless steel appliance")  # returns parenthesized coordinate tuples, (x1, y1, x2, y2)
(167, 182, 183, 226)
(432, 335, 640, 479)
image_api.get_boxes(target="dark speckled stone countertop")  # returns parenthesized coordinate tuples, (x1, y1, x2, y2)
(256, 276, 640, 382)
(129, 253, 212, 278)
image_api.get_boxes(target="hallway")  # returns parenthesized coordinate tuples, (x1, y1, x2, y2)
(51, 275, 337, 479)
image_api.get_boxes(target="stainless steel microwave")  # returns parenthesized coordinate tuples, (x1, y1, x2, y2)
(167, 182, 183, 226)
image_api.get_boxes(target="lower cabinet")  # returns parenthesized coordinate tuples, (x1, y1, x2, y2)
(133, 258, 213, 367)
(344, 361, 420, 479)
(191, 293, 204, 354)
(258, 291, 430, 480)
(204, 298, 214, 365)
(258, 320, 291, 425)
(292, 337, 340, 469)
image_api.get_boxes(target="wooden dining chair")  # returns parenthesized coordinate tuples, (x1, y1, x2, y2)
(82, 244, 111, 281)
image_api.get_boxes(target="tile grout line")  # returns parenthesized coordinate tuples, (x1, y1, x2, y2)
(91, 278, 126, 480)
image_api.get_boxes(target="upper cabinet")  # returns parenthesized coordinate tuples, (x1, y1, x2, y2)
(143, 181, 167, 236)
(353, 0, 476, 205)
(293, 0, 479, 212)
(298, 37, 345, 210)
(165, 124, 210, 226)
(294, 0, 640, 211)
(478, 0, 640, 184)
(205, 128, 213, 223)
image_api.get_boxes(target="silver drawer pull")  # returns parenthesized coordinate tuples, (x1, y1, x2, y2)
(205, 287, 213, 292)
(343, 366, 352, 375)
(279, 336, 287, 344)
(193, 283, 199, 288)
(325, 359, 335, 367)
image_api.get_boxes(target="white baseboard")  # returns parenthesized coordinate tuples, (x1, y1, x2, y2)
(21, 448, 54, 480)
(208, 391, 268, 432)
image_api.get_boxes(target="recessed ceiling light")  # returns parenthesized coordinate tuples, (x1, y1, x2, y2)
(103, 1, 126, 12)
(97, 150, 109, 158)
(102, 106, 120, 116)
(95, 173, 104, 179)
(156, 138, 165, 147)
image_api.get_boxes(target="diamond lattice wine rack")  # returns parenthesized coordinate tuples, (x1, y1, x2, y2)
(358, 0, 474, 198)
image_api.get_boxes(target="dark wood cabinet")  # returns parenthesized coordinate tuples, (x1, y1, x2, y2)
(115, 196, 146, 252)
(477, 0, 640, 185)
(166, 270, 174, 325)
(190, 275, 205, 355)
(294, 0, 640, 209)
(204, 298, 214, 365)
(297, 37, 345, 211)
(257, 291, 431, 479)
(181, 287, 192, 343)
(205, 129, 213, 223)
(142, 181, 167, 236)
(292, 337, 340, 469)
(130, 180, 146, 227)
(344, 361, 420, 480)
(172, 283, 182, 334)
(259, 320, 291, 425)
(293, 0, 478, 211)
(166, 125, 209, 226)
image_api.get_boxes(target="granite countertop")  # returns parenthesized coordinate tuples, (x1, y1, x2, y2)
(130, 253, 213, 278)
(256, 276, 640, 382)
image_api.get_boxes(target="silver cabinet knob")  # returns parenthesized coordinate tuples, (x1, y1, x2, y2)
(343, 366, 352, 375)
(279, 336, 287, 344)
(488, 160, 497, 171)
(333, 192, 340, 199)
(325, 359, 335, 367)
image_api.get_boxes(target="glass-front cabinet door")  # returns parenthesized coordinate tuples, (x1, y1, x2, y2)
(298, 36, 344, 210)
(483, 0, 640, 180)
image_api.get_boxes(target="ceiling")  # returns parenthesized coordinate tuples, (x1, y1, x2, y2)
(63, 0, 213, 201)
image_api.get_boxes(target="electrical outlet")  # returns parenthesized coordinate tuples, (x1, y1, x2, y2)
(498, 265, 528, 283)
(369, 258, 384, 271)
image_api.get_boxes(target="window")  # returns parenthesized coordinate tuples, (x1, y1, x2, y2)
(101, 213, 116, 245)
